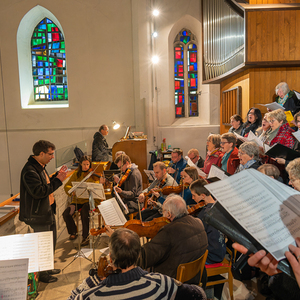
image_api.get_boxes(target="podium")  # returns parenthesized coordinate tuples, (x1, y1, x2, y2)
(112, 139, 147, 184)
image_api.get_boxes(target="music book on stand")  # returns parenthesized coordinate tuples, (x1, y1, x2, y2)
(98, 198, 127, 226)
(204, 169, 300, 279)
(72, 182, 105, 200)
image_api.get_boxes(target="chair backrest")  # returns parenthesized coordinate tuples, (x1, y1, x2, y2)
(176, 249, 208, 284)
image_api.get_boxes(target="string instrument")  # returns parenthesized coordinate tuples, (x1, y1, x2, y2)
(90, 217, 170, 239)
(187, 201, 206, 216)
(116, 168, 132, 188)
(97, 256, 113, 278)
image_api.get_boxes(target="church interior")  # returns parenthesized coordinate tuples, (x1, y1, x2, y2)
(1, 0, 300, 299)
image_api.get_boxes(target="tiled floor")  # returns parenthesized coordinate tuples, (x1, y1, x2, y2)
(36, 225, 266, 300)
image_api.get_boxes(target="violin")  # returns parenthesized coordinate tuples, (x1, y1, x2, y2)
(97, 256, 113, 278)
(187, 201, 206, 215)
(90, 217, 170, 239)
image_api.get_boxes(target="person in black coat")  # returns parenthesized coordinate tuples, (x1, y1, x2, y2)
(19, 140, 67, 283)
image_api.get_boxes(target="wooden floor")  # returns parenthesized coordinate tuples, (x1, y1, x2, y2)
(36, 225, 266, 300)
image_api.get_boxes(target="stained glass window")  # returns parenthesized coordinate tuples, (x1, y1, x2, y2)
(174, 29, 198, 118)
(31, 18, 68, 102)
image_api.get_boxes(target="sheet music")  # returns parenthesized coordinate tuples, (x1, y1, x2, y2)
(0, 258, 28, 300)
(293, 130, 300, 142)
(208, 165, 228, 180)
(247, 131, 264, 147)
(206, 169, 300, 261)
(233, 132, 248, 143)
(72, 182, 105, 200)
(98, 198, 127, 226)
(294, 90, 300, 100)
(113, 187, 129, 215)
(144, 170, 156, 181)
(0, 232, 53, 273)
(257, 102, 285, 111)
(185, 156, 207, 177)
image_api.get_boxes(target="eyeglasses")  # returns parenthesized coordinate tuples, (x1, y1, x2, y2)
(220, 142, 229, 145)
(45, 151, 55, 156)
(190, 156, 197, 161)
(269, 119, 276, 124)
(238, 151, 246, 155)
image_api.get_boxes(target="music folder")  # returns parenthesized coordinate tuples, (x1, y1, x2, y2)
(265, 143, 300, 161)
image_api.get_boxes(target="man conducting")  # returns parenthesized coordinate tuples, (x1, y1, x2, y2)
(19, 140, 67, 283)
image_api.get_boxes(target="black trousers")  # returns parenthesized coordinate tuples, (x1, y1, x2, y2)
(62, 202, 90, 240)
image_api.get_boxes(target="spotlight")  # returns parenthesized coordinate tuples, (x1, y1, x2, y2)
(152, 32, 158, 38)
(151, 56, 159, 64)
(152, 9, 159, 16)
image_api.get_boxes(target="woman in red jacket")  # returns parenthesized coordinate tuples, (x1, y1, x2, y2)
(202, 134, 223, 175)
(217, 132, 240, 175)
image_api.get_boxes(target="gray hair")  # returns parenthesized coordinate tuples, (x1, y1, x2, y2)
(286, 158, 300, 181)
(275, 82, 290, 96)
(207, 134, 221, 148)
(163, 194, 188, 219)
(239, 142, 260, 161)
(267, 109, 287, 123)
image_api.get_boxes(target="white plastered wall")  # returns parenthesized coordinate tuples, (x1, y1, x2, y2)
(0, 0, 220, 203)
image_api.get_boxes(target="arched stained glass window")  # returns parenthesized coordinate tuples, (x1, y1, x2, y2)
(31, 18, 68, 102)
(174, 29, 198, 118)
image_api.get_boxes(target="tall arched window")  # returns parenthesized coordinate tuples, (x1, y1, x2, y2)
(174, 29, 198, 118)
(31, 18, 68, 101)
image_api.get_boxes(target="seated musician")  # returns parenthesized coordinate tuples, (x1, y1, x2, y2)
(113, 154, 143, 214)
(92, 124, 112, 162)
(138, 161, 177, 221)
(68, 228, 207, 300)
(190, 179, 226, 300)
(167, 149, 187, 184)
(190, 179, 226, 264)
(217, 132, 240, 175)
(136, 194, 208, 283)
(187, 148, 204, 168)
(109, 151, 125, 170)
(63, 156, 103, 246)
(181, 167, 198, 206)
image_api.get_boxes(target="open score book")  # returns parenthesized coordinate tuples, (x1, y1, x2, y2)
(204, 169, 300, 278)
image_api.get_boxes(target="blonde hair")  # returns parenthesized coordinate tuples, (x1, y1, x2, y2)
(207, 134, 221, 148)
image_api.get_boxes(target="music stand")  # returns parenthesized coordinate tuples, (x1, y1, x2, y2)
(62, 166, 104, 272)
(62, 193, 93, 272)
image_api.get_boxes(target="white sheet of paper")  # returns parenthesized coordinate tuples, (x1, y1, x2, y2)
(206, 169, 300, 260)
(72, 182, 105, 200)
(293, 131, 300, 142)
(0, 231, 53, 273)
(113, 187, 129, 215)
(98, 198, 127, 226)
(99, 247, 110, 255)
(0, 258, 28, 300)
(185, 156, 207, 177)
(233, 132, 248, 143)
(208, 164, 228, 180)
(257, 102, 285, 111)
(247, 130, 264, 147)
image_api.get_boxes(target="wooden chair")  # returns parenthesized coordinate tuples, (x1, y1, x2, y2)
(205, 247, 236, 300)
(176, 249, 208, 285)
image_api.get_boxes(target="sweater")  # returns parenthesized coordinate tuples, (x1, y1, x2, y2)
(68, 267, 206, 300)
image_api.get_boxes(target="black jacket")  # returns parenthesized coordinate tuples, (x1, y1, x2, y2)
(92, 131, 112, 161)
(19, 156, 62, 225)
